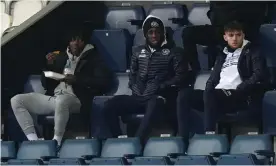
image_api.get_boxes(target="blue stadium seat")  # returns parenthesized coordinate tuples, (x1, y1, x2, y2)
(91, 29, 132, 72)
(217, 134, 274, 165)
(23, 75, 45, 94)
(262, 91, 276, 135)
(147, 4, 188, 30)
(48, 139, 101, 165)
(1, 141, 17, 163)
(89, 137, 142, 165)
(172, 134, 228, 165)
(90, 72, 131, 138)
(8, 140, 57, 165)
(133, 27, 174, 47)
(271, 5, 276, 24)
(105, 6, 146, 35)
(129, 137, 185, 165)
(173, 26, 185, 48)
(188, 3, 211, 26)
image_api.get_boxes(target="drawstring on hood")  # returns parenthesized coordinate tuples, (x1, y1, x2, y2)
(142, 15, 167, 49)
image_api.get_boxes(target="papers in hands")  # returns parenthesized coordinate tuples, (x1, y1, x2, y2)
(43, 71, 65, 80)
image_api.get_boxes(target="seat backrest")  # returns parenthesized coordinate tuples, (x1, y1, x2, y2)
(91, 29, 132, 72)
(143, 137, 186, 157)
(188, 3, 211, 25)
(271, 5, 276, 24)
(193, 71, 211, 90)
(147, 4, 188, 30)
(260, 24, 276, 88)
(59, 139, 101, 158)
(1, 141, 17, 159)
(1, 1, 6, 13)
(113, 72, 132, 96)
(187, 134, 229, 155)
(17, 140, 57, 159)
(24, 75, 45, 94)
(105, 6, 146, 35)
(101, 137, 142, 157)
(133, 27, 174, 47)
(1, 13, 11, 36)
(11, 0, 43, 26)
(230, 134, 273, 160)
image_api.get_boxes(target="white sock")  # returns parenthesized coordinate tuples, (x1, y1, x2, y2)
(53, 135, 62, 145)
(26, 133, 38, 141)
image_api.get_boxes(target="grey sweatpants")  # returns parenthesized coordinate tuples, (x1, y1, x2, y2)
(10, 92, 81, 136)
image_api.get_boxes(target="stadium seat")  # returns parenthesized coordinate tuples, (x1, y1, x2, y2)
(88, 137, 141, 165)
(259, 24, 276, 135)
(90, 72, 131, 138)
(129, 137, 185, 165)
(217, 134, 274, 165)
(1, 13, 11, 36)
(188, 3, 211, 26)
(1, 1, 5, 13)
(91, 29, 132, 72)
(271, 4, 276, 24)
(105, 6, 146, 35)
(11, 0, 44, 26)
(8, 140, 57, 165)
(133, 27, 174, 47)
(147, 4, 188, 30)
(1, 141, 17, 163)
(48, 139, 101, 165)
(172, 134, 228, 165)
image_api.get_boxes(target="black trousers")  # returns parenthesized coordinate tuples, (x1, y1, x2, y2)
(203, 89, 249, 132)
(182, 24, 261, 71)
(103, 95, 165, 140)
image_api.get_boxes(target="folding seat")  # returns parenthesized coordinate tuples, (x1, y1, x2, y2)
(216, 134, 275, 165)
(105, 5, 146, 35)
(90, 72, 131, 138)
(8, 140, 57, 165)
(1, 141, 17, 163)
(258, 24, 276, 135)
(91, 29, 132, 72)
(128, 137, 186, 165)
(11, 0, 44, 26)
(48, 139, 101, 165)
(147, 4, 188, 30)
(173, 134, 228, 165)
(89, 137, 142, 165)
(188, 3, 211, 26)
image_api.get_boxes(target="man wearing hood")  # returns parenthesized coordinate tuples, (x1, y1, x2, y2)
(103, 15, 190, 142)
(204, 21, 267, 132)
(10, 25, 112, 145)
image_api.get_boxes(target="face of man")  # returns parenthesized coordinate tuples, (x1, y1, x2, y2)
(69, 37, 85, 57)
(223, 30, 245, 49)
(146, 27, 162, 47)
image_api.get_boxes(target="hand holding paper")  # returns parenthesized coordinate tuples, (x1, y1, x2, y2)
(44, 71, 65, 80)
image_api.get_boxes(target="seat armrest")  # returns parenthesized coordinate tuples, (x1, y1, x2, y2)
(1, 157, 15, 162)
(255, 150, 275, 158)
(210, 152, 228, 157)
(167, 153, 186, 158)
(81, 155, 97, 160)
(124, 154, 141, 159)
(41, 156, 58, 161)
(127, 19, 144, 26)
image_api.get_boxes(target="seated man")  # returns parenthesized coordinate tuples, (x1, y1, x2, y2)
(10, 25, 112, 145)
(204, 21, 267, 132)
(103, 15, 190, 142)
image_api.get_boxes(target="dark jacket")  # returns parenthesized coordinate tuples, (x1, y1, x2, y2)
(41, 46, 112, 108)
(208, 2, 270, 27)
(129, 43, 189, 99)
(206, 42, 268, 95)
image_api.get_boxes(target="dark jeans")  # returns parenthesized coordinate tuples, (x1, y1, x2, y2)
(103, 95, 165, 140)
(203, 89, 249, 131)
(182, 24, 261, 71)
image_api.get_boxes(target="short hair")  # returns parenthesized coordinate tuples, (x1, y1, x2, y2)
(224, 21, 244, 33)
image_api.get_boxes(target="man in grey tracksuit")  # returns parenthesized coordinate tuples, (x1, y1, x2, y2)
(10, 26, 111, 145)
(103, 15, 191, 142)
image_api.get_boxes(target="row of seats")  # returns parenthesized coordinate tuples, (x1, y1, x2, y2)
(1, 134, 275, 165)
(1, 0, 49, 36)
